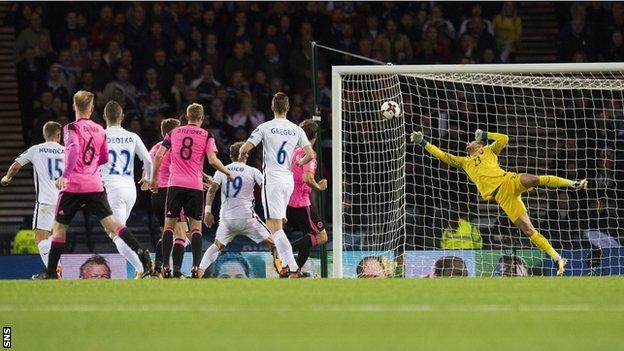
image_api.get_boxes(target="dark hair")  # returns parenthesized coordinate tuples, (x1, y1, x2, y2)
(160, 118, 180, 138)
(271, 92, 290, 114)
(79, 254, 111, 278)
(103, 100, 123, 123)
(299, 119, 319, 141)
(494, 254, 527, 276)
(229, 141, 245, 162)
(432, 256, 468, 277)
(356, 256, 383, 277)
(211, 252, 251, 278)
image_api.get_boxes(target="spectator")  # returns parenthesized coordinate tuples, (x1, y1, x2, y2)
(493, 2, 522, 60)
(182, 50, 203, 83)
(44, 64, 70, 101)
(207, 97, 233, 142)
(190, 64, 221, 104)
(361, 14, 381, 42)
(459, 4, 494, 36)
(335, 22, 358, 64)
(90, 6, 116, 48)
(169, 73, 187, 114)
(170, 37, 189, 71)
(453, 34, 478, 63)
(604, 31, 624, 62)
(145, 89, 169, 117)
(441, 210, 483, 249)
(140, 68, 160, 96)
(87, 49, 112, 91)
(259, 42, 286, 81)
(151, 49, 174, 92)
(423, 5, 456, 43)
(373, 19, 413, 63)
(103, 40, 121, 67)
(224, 42, 256, 82)
(203, 33, 220, 75)
(228, 94, 265, 130)
(16, 46, 43, 145)
(102, 66, 137, 107)
(15, 13, 50, 60)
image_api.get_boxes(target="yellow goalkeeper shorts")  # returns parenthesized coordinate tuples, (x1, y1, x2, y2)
(494, 172, 529, 223)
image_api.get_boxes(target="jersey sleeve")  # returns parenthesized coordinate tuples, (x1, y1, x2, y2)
(247, 125, 264, 146)
(213, 171, 225, 187)
(205, 136, 218, 156)
(424, 142, 465, 169)
(253, 168, 263, 186)
(134, 134, 153, 180)
(162, 132, 172, 149)
(487, 132, 510, 155)
(15, 146, 35, 166)
(302, 157, 317, 174)
(297, 126, 310, 147)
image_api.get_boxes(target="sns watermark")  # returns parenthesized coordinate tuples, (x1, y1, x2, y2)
(2, 327, 9, 348)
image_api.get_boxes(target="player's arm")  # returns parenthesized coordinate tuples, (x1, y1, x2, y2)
(410, 131, 464, 169)
(97, 136, 109, 166)
(203, 173, 221, 228)
(149, 145, 168, 191)
(303, 171, 327, 191)
(1, 162, 22, 186)
(296, 144, 315, 167)
(238, 126, 263, 162)
(58, 126, 80, 190)
(2, 147, 33, 186)
(134, 137, 153, 183)
(205, 137, 233, 181)
(475, 129, 509, 155)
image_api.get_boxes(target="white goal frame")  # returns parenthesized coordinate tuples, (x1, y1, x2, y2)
(331, 62, 624, 278)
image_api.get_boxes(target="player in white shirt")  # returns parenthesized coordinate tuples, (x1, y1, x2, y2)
(101, 101, 152, 226)
(238, 92, 315, 278)
(199, 142, 280, 277)
(1, 122, 64, 274)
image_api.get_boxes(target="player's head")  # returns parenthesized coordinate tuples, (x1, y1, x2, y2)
(430, 256, 468, 277)
(466, 140, 484, 155)
(79, 254, 112, 279)
(186, 103, 204, 125)
(271, 92, 290, 116)
(299, 119, 319, 145)
(103, 100, 124, 126)
(160, 118, 180, 138)
(43, 121, 62, 143)
(73, 90, 95, 118)
(229, 141, 245, 163)
(356, 256, 387, 278)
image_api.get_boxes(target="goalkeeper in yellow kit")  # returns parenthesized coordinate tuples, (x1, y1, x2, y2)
(411, 129, 588, 276)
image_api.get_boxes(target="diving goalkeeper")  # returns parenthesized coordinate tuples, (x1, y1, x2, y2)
(411, 129, 588, 276)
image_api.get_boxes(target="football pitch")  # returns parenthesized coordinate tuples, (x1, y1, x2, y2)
(1, 278, 622, 351)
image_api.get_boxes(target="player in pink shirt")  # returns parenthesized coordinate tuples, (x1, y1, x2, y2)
(285, 120, 329, 275)
(150, 103, 233, 278)
(40, 91, 152, 279)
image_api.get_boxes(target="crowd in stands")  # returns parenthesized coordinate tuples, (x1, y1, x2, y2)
(9, 2, 624, 250)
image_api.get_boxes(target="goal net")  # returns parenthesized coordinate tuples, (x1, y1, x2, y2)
(332, 64, 624, 278)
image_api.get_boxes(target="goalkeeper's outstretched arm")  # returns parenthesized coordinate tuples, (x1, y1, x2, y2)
(475, 129, 509, 155)
(410, 131, 465, 169)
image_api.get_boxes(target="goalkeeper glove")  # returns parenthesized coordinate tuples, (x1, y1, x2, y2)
(475, 129, 487, 142)
(410, 131, 428, 146)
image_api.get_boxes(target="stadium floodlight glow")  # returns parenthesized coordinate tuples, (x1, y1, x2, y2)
(332, 63, 624, 278)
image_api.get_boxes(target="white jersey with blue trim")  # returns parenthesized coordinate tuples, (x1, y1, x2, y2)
(15, 141, 64, 205)
(101, 126, 152, 186)
(247, 117, 310, 184)
(213, 162, 263, 220)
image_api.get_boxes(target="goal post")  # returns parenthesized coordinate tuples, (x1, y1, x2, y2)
(332, 63, 624, 278)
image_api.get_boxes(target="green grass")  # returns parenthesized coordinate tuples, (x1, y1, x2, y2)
(1, 278, 623, 351)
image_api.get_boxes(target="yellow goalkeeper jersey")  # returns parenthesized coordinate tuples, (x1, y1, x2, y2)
(424, 132, 510, 200)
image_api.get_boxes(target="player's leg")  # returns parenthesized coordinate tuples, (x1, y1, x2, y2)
(184, 189, 204, 277)
(520, 173, 587, 190)
(287, 206, 328, 269)
(263, 183, 299, 277)
(34, 229, 51, 268)
(199, 219, 231, 274)
(151, 189, 166, 275)
(39, 192, 81, 278)
(162, 187, 183, 277)
(32, 203, 54, 269)
(514, 214, 567, 276)
(246, 216, 281, 275)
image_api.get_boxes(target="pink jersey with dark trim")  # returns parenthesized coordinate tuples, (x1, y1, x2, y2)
(149, 141, 172, 189)
(63, 119, 107, 193)
(289, 147, 317, 208)
(162, 124, 218, 190)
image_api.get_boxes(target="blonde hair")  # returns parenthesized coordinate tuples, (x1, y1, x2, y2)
(186, 103, 204, 123)
(43, 121, 62, 140)
(73, 90, 94, 114)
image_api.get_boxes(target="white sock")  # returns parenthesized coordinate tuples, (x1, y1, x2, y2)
(37, 238, 51, 268)
(274, 230, 298, 271)
(199, 244, 220, 271)
(112, 235, 143, 274)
